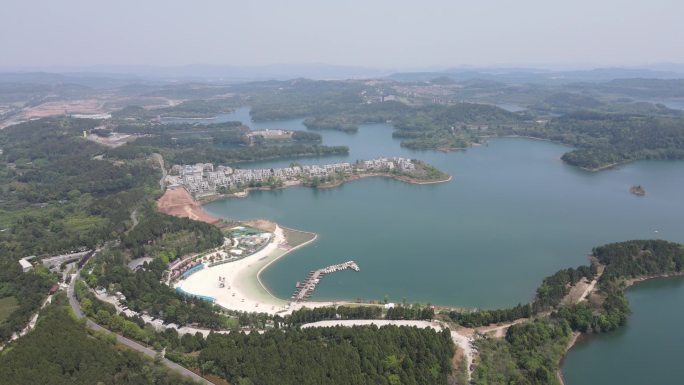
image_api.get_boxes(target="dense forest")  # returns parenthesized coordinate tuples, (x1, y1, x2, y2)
(128, 141, 346, 166)
(392, 103, 526, 150)
(593, 239, 684, 280)
(240, 79, 368, 121)
(472, 319, 571, 385)
(0, 118, 158, 259)
(121, 210, 224, 259)
(106, 116, 338, 166)
(0, 297, 199, 385)
(284, 304, 434, 327)
(197, 325, 454, 385)
(510, 112, 684, 169)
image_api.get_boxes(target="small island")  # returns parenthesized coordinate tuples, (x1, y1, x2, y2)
(164, 157, 451, 200)
(630, 185, 646, 196)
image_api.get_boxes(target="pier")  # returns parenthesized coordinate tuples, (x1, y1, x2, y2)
(292, 261, 360, 302)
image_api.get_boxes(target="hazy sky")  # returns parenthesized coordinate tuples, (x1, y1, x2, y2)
(1, 0, 682, 69)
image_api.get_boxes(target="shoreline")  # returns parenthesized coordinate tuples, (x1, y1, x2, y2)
(557, 272, 684, 384)
(624, 271, 684, 288)
(253, 226, 319, 304)
(196, 172, 452, 203)
(174, 224, 356, 315)
(495, 135, 631, 172)
(158, 172, 451, 314)
(556, 332, 581, 385)
(579, 162, 623, 172)
(175, 225, 291, 314)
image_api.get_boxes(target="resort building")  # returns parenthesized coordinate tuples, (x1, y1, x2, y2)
(19, 257, 33, 273)
(171, 157, 417, 196)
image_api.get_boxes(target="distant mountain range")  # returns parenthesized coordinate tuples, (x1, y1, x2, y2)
(0, 64, 393, 84)
(387, 67, 684, 83)
(0, 64, 683, 87)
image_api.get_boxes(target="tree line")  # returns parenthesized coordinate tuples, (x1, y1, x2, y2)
(197, 325, 454, 385)
(448, 265, 595, 327)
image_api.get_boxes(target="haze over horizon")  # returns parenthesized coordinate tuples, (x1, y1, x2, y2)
(2, 0, 683, 71)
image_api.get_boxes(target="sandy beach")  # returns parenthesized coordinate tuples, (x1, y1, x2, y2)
(159, 186, 344, 315)
(175, 225, 338, 315)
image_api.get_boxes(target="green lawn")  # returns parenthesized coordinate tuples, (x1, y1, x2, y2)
(282, 227, 316, 248)
(0, 296, 19, 323)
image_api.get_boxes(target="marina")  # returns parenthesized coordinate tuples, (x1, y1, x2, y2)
(292, 261, 360, 302)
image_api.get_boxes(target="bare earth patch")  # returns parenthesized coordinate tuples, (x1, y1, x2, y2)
(23, 99, 107, 119)
(157, 187, 220, 225)
(561, 278, 591, 306)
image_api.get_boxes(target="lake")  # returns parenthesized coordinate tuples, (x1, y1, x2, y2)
(199, 107, 684, 384)
(203, 108, 684, 309)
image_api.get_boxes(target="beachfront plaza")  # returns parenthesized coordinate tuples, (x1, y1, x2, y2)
(172, 224, 300, 315)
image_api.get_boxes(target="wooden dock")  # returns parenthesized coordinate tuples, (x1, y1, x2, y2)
(292, 261, 360, 302)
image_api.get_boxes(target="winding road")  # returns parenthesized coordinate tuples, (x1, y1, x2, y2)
(152, 153, 166, 191)
(67, 262, 211, 384)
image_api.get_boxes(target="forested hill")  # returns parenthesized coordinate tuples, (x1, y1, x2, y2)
(0, 297, 198, 385)
(105, 120, 347, 165)
(470, 239, 684, 385)
(593, 239, 684, 281)
(0, 117, 161, 343)
(217, 78, 684, 170)
(392, 103, 525, 150)
(544, 112, 684, 170)
(0, 117, 159, 258)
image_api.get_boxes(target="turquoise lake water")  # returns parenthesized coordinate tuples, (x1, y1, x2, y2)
(203, 108, 684, 308)
(198, 107, 684, 383)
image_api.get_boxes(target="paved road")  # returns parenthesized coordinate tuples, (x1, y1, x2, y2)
(67, 268, 211, 384)
(152, 153, 166, 191)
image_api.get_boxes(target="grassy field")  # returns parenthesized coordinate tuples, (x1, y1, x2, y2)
(0, 296, 19, 323)
(282, 227, 317, 248)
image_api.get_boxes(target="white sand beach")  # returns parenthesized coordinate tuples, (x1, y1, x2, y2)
(175, 225, 337, 315)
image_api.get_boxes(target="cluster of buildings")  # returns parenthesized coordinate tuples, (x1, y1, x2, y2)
(246, 129, 292, 139)
(19, 249, 92, 273)
(167, 157, 417, 195)
(168, 257, 204, 281)
(227, 228, 272, 257)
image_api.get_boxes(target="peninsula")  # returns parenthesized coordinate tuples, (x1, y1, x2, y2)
(164, 157, 451, 200)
